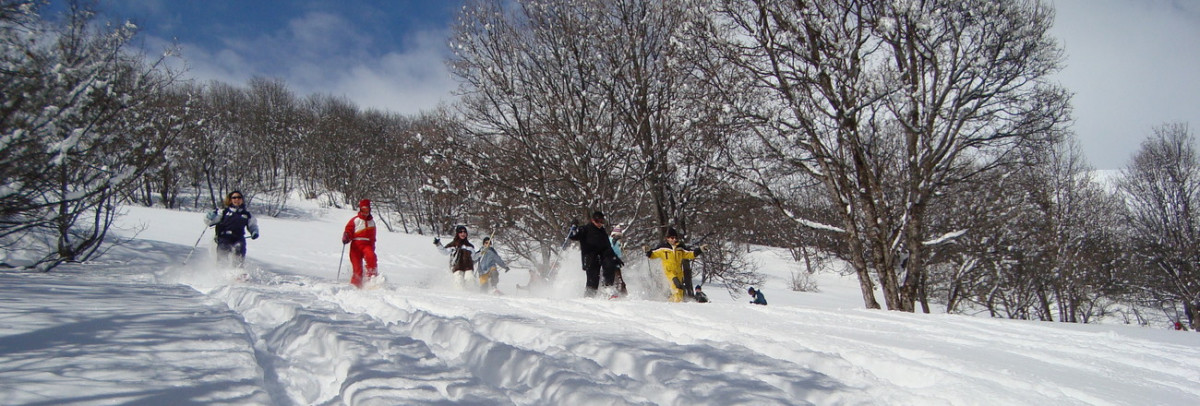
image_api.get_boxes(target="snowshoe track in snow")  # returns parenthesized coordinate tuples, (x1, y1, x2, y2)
(189, 272, 876, 405)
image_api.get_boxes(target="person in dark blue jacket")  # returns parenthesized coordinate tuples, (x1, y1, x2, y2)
(748, 286, 767, 305)
(204, 190, 259, 268)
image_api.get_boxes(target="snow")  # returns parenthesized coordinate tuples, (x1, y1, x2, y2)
(922, 229, 966, 246)
(2, 201, 1199, 405)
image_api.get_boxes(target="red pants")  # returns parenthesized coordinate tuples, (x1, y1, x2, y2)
(348, 241, 377, 287)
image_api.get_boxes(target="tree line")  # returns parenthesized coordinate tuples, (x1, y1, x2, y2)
(2, 0, 1196, 328)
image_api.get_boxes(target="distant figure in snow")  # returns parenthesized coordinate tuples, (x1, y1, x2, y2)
(342, 199, 378, 288)
(473, 236, 509, 294)
(435, 225, 476, 289)
(748, 287, 767, 305)
(204, 190, 259, 269)
(694, 285, 709, 303)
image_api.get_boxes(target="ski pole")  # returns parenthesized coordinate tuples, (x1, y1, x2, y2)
(337, 243, 347, 281)
(183, 226, 208, 265)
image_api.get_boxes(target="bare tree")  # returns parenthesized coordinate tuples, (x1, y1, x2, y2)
(924, 136, 1126, 321)
(701, 0, 1070, 311)
(1120, 123, 1200, 329)
(448, 0, 646, 272)
(447, 0, 760, 291)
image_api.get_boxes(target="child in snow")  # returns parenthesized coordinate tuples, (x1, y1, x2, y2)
(748, 287, 767, 305)
(609, 224, 628, 297)
(341, 199, 378, 288)
(646, 227, 702, 303)
(204, 190, 259, 269)
(435, 225, 476, 289)
(694, 285, 709, 303)
(473, 236, 510, 294)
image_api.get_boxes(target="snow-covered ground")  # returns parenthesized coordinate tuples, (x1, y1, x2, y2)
(2, 201, 1199, 405)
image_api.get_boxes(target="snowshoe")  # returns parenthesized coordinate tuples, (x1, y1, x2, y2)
(363, 275, 386, 290)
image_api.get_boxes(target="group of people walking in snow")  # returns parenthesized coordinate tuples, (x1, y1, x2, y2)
(202, 193, 766, 304)
(565, 210, 733, 303)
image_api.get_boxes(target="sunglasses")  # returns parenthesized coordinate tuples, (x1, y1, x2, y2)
(230, 195, 243, 199)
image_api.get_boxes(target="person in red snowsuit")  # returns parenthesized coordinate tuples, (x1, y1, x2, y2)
(342, 199, 378, 288)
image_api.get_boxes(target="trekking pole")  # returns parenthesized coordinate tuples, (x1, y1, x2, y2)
(183, 226, 208, 265)
(337, 243, 347, 281)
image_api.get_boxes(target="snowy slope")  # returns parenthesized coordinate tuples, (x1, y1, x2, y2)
(2, 202, 1199, 405)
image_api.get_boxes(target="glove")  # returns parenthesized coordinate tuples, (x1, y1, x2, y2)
(434, 237, 441, 246)
(614, 257, 624, 267)
(251, 232, 259, 240)
(342, 231, 351, 245)
(571, 218, 581, 227)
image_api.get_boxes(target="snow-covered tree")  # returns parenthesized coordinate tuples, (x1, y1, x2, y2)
(700, 0, 1070, 311)
(448, 0, 751, 284)
(1120, 123, 1200, 329)
(1, 1, 184, 269)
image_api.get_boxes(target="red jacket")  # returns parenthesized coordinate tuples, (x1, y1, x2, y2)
(343, 214, 376, 245)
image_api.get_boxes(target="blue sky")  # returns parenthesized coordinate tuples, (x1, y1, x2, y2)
(1049, 0, 1200, 170)
(57, 0, 466, 115)
(45, 0, 1200, 170)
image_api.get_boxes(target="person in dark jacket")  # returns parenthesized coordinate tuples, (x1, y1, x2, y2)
(748, 287, 767, 305)
(568, 211, 623, 297)
(435, 225, 476, 289)
(694, 285, 709, 303)
(204, 190, 259, 268)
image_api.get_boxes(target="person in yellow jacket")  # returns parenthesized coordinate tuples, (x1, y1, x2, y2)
(645, 227, 703, 302)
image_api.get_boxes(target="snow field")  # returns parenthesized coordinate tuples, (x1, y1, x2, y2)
(2, 203, 1199, 405)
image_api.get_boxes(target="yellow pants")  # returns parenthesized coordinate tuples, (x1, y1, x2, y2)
(664, 268, 684, 302)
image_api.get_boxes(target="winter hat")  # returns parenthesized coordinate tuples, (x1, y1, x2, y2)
(695, 285, 703, 291)
(666, 227, 679, 239)
(748, 287, 756, 294)
(610, 223, 624, 239)
(359, 199, 371, 208)
(591, 211, 605, 221)
(455, 225, 468, 234)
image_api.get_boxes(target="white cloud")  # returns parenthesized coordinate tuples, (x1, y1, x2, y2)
(144, 9, 457, 116)
(325, 30, 458, 114)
